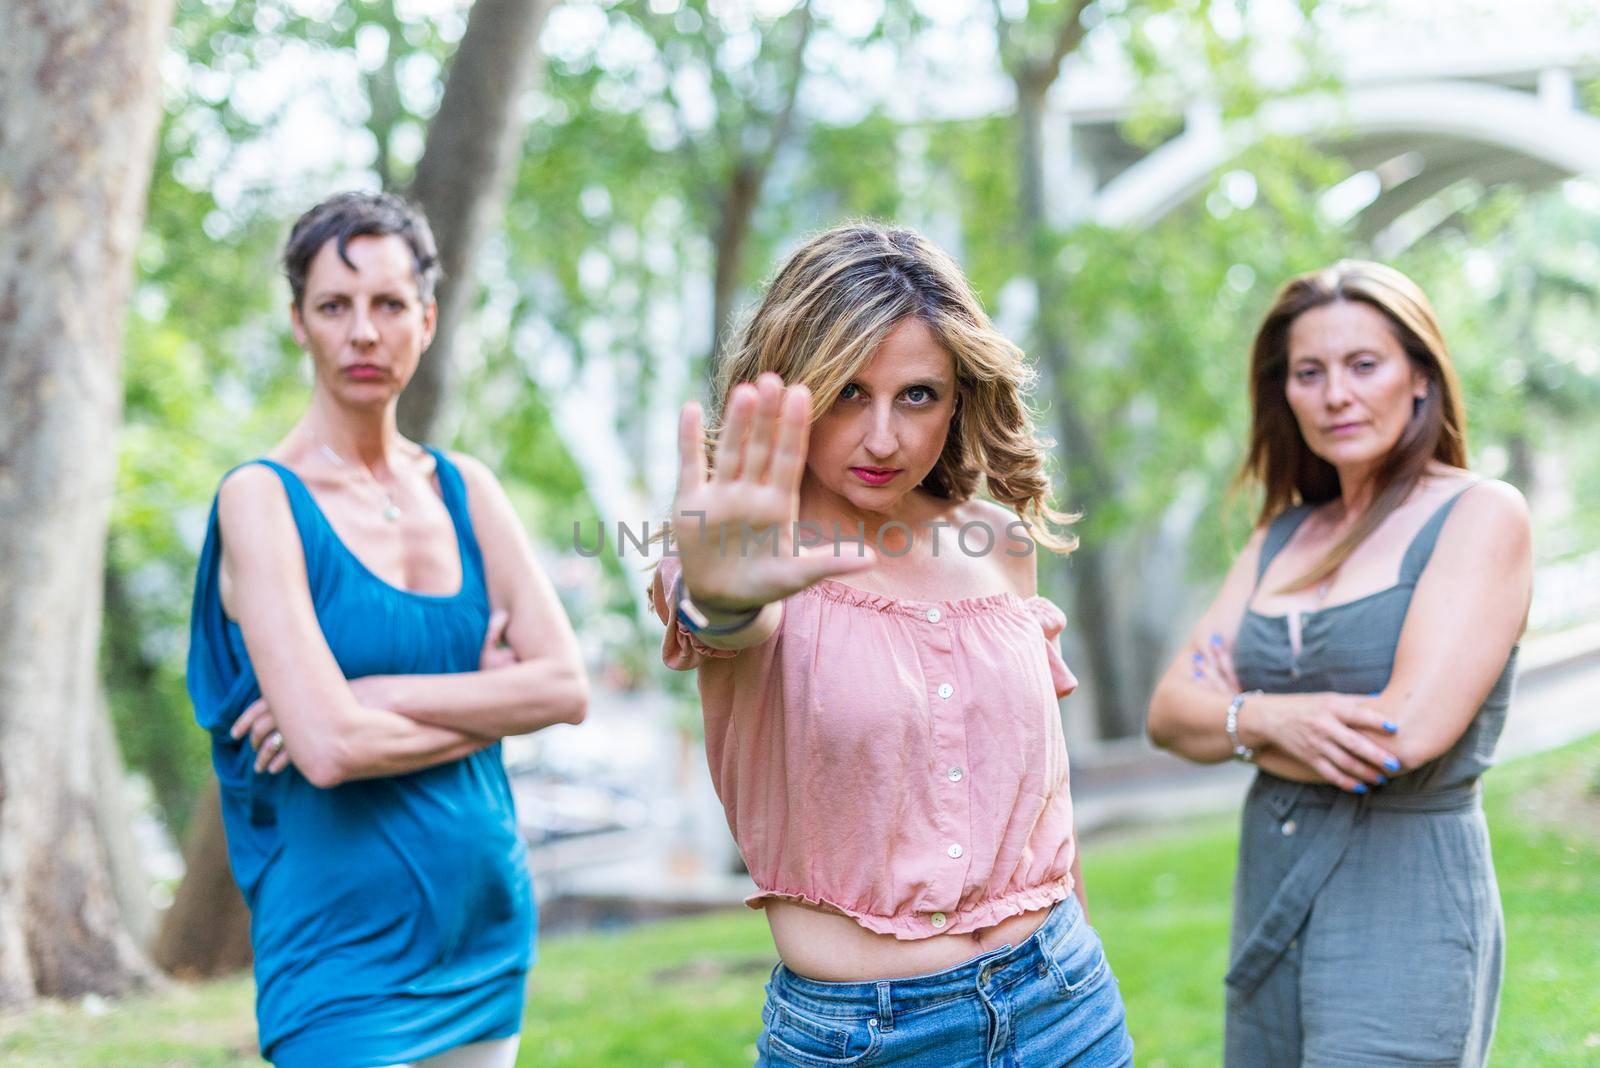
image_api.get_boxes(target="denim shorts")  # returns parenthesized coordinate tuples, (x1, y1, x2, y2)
(756, 894, 1134, 1067)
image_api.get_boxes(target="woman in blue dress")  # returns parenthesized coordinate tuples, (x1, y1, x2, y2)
(187, 192, 589, 1067)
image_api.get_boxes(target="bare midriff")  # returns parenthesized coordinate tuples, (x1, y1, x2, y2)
(765, 898, 1055, 982)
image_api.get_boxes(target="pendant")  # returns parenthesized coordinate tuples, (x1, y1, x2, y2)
(383, 503, 402, 523)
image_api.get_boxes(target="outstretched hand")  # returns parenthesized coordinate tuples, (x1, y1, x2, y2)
(673, 372, 875, 611)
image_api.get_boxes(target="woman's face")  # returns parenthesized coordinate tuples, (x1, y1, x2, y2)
(1284, 299, 1429, 476)
(802, 316, 958, 516)
(291, 233, 436, 408)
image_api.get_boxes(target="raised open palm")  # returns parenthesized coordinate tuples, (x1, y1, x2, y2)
(673, 372, 875, 611)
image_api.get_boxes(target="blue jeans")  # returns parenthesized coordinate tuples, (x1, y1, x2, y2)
(756, 895, 1134, 1067)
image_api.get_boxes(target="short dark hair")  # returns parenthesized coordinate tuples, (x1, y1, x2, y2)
(283, 191, 441, 308)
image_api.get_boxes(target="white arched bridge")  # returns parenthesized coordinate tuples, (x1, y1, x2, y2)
(1046, 22, 1600, 247)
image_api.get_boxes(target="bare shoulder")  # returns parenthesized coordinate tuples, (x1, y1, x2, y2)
(953, 496, 1017, 530)
(1201, 523, 1271, 629)
(215, 464, 302, 581)
(1454, 477, 1528, 516)
(1235, 522, 1269, 571)
(1443, 478, 1531, 548)
(445, 450, 517, 514)
(951, 497, 1036, 598)
(443, 450, 538, 595)
(444, 448, 494, 484)
(217, 463, 293, 531)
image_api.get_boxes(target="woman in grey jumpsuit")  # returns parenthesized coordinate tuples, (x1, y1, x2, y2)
(1147, 260, 1532, 1067)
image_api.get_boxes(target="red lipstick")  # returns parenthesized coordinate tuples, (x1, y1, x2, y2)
(851, 467, 901, 486)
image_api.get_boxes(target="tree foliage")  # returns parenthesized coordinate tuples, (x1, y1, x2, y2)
(108, 0, 1600, 847)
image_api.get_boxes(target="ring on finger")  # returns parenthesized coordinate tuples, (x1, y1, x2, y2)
(267, 730, 284, 753)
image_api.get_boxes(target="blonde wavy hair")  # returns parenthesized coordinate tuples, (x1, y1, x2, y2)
(706, 221, 1076, 554)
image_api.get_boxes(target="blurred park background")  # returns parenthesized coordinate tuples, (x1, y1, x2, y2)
(2, 0, 1599, 1063)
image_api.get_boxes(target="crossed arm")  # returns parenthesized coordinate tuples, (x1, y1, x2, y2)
(219, 454, 588, 788)
(1146, 482, 1531, 789)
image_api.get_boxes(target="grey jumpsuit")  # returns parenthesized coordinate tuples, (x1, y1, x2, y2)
(1225, 486, 1514, 1067)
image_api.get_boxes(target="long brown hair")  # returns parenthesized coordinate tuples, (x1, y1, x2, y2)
(711, 221, 1077, 553)
(1241, 260, 1467, 591)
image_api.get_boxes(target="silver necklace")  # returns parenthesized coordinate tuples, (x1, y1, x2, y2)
(310, 433, 403, 523)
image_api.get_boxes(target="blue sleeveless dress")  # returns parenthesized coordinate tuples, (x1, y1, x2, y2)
(186, 448, 534, 1067)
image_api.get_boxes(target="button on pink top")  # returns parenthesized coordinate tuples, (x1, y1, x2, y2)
(651, 554, 1081, 940)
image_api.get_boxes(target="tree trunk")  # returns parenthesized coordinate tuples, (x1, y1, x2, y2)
(1505, 431, 1534, 493)
(702, 4, 813, 390)
(108, 557, 246, 974)
(0, 0, 173, 1006)
(151, 781, 253, 978)
(398, 0, 558, 441)
(1013, 77, 1138, 739)
(91, 687, 157, 953)
(103, 555, 201, 838)
(708, 164, 761, 379)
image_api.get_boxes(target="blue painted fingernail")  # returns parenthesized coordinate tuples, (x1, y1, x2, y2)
(1375, 774, 1388, 785)
(1383, 721, 1399, 733)
(1352, 783, 1368, 794)
(1193, 652, 1203, 663)
(1211, 634, 1223, 646)
(1384, 757, 1401, 772)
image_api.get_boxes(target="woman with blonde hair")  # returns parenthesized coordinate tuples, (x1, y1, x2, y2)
(650, 222, 1134, 1065)
(1147, 260, 1530, 1066)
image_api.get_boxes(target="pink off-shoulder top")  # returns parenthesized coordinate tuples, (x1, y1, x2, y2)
(650, 553, 1081, 940)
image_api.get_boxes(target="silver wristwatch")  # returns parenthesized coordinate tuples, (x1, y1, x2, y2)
(1226, 690, 1262, 763)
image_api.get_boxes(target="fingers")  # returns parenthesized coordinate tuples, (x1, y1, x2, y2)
(1210, 633, 1240, 691)
(677, 402, 708, 494)
(231, 697, 275, 761)
(1323, 727, 1389, 787)
(713, 383, 757, 482)
(483, 646, 518, 671)
(1188, 646, 1233, 694)
(768, 383, 812, 492)
(487, 608, 510, 645)
(1337, 704, 1401, 736)
(229, 698, 266, 741)
(1309, 754, 1366, 794)
(249, 713, 277, 752)
(1339, 728, 1403, 779)
(267, 748, 292, 775)
(741, 374, 784, 484)
(482, 609, 509, 655)
(1329, 699, 1403, 777)
(254, 728, 286, 773)
(1319, 746, 1376, 791)
(793, 543, 878, 588)
(237, 698, 281, 774)
(480, 609, 516, 670)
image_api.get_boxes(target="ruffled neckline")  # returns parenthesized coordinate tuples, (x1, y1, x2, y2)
(804, 576, 1043, 619)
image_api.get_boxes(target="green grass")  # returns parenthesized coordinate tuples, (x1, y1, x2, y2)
(0, 977, 259, 1066)
(4, 735, 1598, 1066)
